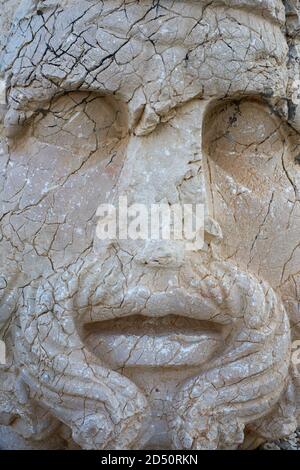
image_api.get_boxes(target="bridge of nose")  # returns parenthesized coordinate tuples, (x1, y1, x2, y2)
(117, 100, 208, 208)
(96, 99, 222, 264)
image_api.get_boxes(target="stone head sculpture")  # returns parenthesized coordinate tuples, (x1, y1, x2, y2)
(0, 0, 300, 450)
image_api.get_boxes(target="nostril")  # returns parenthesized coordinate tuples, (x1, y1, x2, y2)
(137, 255, 181, 268)
(135, 242, 185, 268)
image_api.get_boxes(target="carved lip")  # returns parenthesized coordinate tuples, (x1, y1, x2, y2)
(83, 315, 223, 368)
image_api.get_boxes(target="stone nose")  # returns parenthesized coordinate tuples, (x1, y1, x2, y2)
(134, 240, 185, 268)
(132, 216, 222, 268)
(95, 99, 223, 263)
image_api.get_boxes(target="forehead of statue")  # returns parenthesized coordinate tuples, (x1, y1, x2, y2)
(2, 0, 288, 136)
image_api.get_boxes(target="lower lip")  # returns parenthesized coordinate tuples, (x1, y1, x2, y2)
(83, 315, 222, 368)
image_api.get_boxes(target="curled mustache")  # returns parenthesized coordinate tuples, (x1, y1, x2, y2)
(15, 253, 294, 449)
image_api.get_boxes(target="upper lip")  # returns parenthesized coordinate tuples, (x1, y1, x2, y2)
(81, 285, 225, 325)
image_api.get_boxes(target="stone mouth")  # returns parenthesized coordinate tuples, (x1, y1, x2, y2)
(83, 315, 223, 368)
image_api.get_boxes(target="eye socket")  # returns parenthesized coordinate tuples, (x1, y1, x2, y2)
(10, 91, 129, 223)
(33, 91, 128, 154)
(203, 99, 286, 190)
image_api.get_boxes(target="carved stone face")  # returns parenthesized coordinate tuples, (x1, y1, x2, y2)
(0, 0, 300, 450)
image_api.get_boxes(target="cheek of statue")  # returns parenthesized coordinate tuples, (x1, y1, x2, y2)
(203, 99, 300, 289)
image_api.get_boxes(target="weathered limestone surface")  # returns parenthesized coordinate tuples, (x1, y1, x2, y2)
(0, 1, 21, 54)
(0, 0, 300, 450)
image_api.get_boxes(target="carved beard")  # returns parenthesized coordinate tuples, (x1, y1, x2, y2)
(11, 248, 296, 450)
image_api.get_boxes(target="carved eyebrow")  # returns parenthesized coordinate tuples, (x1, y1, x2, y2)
(1, 85, 286, 141)
(160, 0, 285, 24)
(0, 0, 291, 137)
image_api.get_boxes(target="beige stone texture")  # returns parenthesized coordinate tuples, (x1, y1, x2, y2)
(0, 0, 300, 450)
